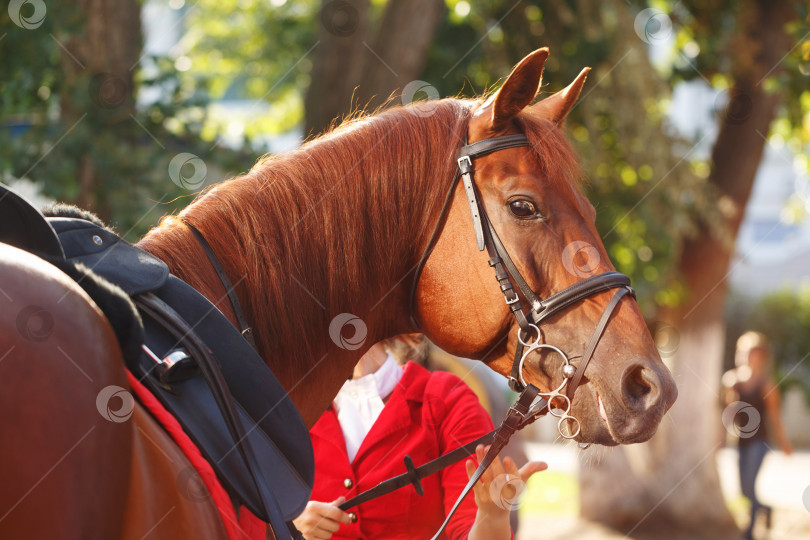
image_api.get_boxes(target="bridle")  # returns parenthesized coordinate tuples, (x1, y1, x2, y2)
(408, 130, 634, 424)
(406, 129, 636, 539)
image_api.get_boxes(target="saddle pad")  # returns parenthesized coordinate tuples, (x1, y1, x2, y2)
(126, 370, 266, 540)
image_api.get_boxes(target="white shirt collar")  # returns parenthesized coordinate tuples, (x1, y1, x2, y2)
(332, 353, 403, 461)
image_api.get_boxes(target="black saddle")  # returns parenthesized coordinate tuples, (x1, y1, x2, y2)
(0, 184, 313, 539)
(0, 184, 64, 259)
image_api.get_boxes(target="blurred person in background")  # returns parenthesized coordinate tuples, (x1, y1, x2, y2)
(293, 335, 546, 540)
(722, 331, 793, 540)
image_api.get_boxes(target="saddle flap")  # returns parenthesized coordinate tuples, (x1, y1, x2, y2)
(48, 218, 169, 295)
(135, 275, 314, 522)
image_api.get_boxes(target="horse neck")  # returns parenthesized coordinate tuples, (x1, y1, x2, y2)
(138, 102, 469, 426)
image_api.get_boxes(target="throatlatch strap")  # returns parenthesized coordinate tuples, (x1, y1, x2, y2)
(430, 385, 539, 540)
(186, 222, 257, 349)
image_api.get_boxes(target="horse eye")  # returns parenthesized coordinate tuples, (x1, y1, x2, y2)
(508, 199, 537, 219)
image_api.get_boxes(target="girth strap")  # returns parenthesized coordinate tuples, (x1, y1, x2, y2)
(134, 293, 290, 536)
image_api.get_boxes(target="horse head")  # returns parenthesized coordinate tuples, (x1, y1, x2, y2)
(414, 48, 677, 445)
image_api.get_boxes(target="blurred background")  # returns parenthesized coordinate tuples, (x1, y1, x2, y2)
(2, 0, 809, 538)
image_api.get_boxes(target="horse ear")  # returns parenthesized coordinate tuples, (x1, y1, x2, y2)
(488, 48, 549, 131)
(533, 67, 591, 124)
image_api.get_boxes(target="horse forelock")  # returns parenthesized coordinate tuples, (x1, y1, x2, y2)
(514, 110, 584, 192)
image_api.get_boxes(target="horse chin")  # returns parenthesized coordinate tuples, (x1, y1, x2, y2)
(571, 393, 620, 446)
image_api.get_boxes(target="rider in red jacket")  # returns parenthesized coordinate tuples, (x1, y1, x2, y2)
(293, 338, 546, 539)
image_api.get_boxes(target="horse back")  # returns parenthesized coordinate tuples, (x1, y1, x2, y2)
(123, 403, 227, 540)
(0, 244, 226, 540)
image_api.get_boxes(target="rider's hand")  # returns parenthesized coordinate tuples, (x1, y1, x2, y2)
(292, 497, 353, 540)
(466, 444, 547, 521)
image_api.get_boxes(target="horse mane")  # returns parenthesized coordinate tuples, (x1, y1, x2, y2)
(139, 99, 471, 385)
(137, 96, 583, 389)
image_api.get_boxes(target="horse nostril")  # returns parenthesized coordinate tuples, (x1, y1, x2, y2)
(622, 364, 659, 407)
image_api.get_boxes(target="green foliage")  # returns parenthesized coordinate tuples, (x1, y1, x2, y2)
(181, 0, 319, 136)
(726, 287, 810, 402)
(3, 0, 807, 290)
(0, 2, 258, 240)
(424, 0, 713, 313)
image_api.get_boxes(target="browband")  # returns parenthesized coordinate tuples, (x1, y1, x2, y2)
(460, 133, 531, 159)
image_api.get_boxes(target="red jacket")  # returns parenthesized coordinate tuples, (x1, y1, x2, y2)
(309, 362, 494, 539)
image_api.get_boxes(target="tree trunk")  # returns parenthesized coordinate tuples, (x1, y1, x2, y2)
(355, 0, 446, 111)
(580, 1, 795, 538)
(58, 0, 141, 221)
(304, 0, 445, 136)
(303, 0, 371, 137)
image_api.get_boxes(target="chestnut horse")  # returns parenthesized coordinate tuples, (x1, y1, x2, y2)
(0, 48, 676, 539)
